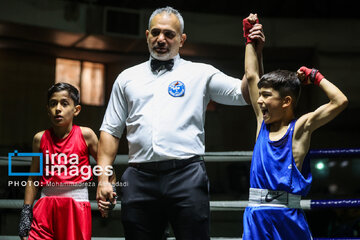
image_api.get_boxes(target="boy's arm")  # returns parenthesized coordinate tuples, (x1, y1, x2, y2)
(293, 67, 348, 169)
(241, 36, 264, 105)
(244, 14, 263, 138)
(24, 132, 42, 205)
(19, 131, 43, 239)
(80, 127, 98, 161)
(297, 67, 348, 133)
(241, 13, 265, 106)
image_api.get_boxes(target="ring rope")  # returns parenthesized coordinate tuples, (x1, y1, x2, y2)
(1, 148, 359, 166)
(1, 199, 359, 211)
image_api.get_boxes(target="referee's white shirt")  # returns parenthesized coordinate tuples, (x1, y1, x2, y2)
(100, 54, 247, 163)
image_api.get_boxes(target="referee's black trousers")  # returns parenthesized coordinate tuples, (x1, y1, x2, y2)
(120, 158, 210, 240)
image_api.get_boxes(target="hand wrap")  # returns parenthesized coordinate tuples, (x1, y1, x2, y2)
(300, 66, 324, 85)
(108, 184, 117, 210)
(243, 18, 259, 44)
(19, 204, 32, 237)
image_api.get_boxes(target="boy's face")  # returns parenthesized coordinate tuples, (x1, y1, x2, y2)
(47, 90, 80, 127)
(257, 87, 288, 124)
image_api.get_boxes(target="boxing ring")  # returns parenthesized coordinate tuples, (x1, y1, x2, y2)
(1, 148, 359, 239)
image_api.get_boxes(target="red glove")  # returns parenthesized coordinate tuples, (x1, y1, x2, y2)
(299, 66, 324, 86)
(243, 18, 259, 44)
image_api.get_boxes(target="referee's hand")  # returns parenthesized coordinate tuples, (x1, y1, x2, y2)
(96, 182, 116, 218)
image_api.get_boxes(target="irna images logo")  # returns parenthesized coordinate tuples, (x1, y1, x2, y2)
(8, 150, 43, 176)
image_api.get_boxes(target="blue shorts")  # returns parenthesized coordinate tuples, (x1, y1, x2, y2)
(243, 206, 312, 240)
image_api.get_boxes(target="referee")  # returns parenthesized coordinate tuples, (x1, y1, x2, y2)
(96, 6, 265, 240)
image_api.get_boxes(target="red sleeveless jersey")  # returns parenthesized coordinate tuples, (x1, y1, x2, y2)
(39, 125, 92, 185)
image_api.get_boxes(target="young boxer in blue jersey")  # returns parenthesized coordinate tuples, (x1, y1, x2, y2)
(242, 14, 348, 239)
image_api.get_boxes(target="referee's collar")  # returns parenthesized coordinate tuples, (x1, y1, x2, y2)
(149, 54, 180, 72)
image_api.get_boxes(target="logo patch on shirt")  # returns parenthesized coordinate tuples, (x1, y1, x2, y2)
(168, 81, 185, 97)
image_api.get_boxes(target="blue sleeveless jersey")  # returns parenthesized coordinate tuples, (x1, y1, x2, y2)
(243, 119, 313, 240)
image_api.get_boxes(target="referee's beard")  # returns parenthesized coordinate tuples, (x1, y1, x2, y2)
(149, 46, 177, 61)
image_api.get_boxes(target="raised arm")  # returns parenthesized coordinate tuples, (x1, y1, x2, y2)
(241, 14, 265, 105)
(244, 14, 264, 137)
(292, 67, 348, 170)
(297, 67, 348, 133)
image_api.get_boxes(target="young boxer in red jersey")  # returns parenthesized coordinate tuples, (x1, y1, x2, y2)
(18, 82, 115, 240)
